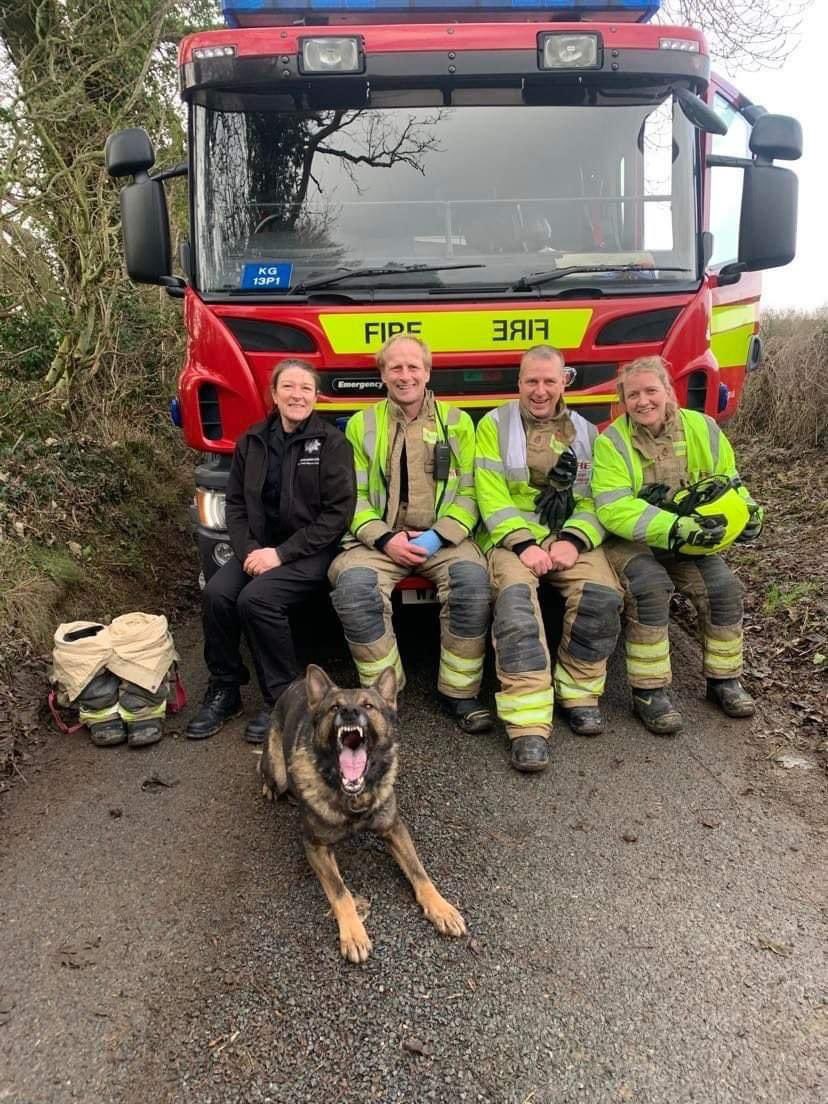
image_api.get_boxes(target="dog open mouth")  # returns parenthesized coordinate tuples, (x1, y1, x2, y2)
(337, 725, 368, 794)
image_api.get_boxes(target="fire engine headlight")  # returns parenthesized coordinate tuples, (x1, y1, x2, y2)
(212, 541, 234, 568)
(195, 488, 226, 531)
(192, 45, 237, 60)
(300, 37, 363, 74)
(539, 33, 600, 70)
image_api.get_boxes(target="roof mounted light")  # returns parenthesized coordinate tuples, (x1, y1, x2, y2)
(659, 37, 700, 53)
(300, 37, 363, 75)
(539, 33, 601, 71)
(192, 45, 237, 60)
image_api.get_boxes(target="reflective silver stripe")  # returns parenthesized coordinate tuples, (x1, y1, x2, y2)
(452, 495, 477, 513)
(632, 504, 661, 541)
(570, 411, 597, 495)
(448, 434, 461, 457)
(505, 466, 531, 482)
(362, 407, 377, 461)
(603, 425, 635, 483)
(568, 511, 605, 535)
(486, 505, 524, 528)
(459, 473, 475, 487)
(705, 416, 721, 467)
(594, 487, 632, 507)
(476, 456, 505, 473)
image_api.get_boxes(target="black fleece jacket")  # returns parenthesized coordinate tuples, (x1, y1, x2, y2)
(225, 412, 355, 565)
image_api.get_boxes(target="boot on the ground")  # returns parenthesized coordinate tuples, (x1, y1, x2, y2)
(186, 683, 242, 740)
(706, 678, 755, 718)
(558, 705, 604, 738)
(509, 734, 549, 773)
(632, 687, 683, 736)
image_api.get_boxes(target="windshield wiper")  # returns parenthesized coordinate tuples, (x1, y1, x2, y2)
(291, 262, 485, 294)
(511, 264, 691, 292)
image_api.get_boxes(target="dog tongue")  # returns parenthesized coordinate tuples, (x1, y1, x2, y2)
(339, 746, 367, 782)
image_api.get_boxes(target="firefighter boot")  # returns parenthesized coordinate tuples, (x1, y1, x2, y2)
(119, 681, 166, 748)
(509, 734, 549, 773)
(707, 678, 755, 719)
(632, 687, 683, 736)
(186, 682, 242, 739)
(78, 672, 125, 747)
(557, 705, 604, 738)
(439, 694, 494, 734)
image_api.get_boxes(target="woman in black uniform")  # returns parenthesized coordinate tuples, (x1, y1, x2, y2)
(186, 359, 355, 743)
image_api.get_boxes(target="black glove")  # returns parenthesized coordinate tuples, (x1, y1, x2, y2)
(638, 482, 671, 507)
(670, 514, 726, 552)
(535, 484, 575, 532)
(548, 447, 578, 489)
(736, 503, 764, 543)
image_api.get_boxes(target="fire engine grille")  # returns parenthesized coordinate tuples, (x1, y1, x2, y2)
(321, 362, 617, 398)
(198, 383, 223, 441)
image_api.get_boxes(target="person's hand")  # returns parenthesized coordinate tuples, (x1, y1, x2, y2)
(670, 515, 725, 552)
(737, 503, 764, 543)
(545, 540, 580, 572)
(519, 544, 553, 578)
(408, 529, 443, 559)
(244, 547, 281, 575)
(638, 482, 671, 506)
(383, 532, 429, 568)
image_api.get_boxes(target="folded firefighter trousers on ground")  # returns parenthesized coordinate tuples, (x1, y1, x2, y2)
(488, 547, 623, 742)
(603, 540, 744, 688)
(51, 614, 178, 741)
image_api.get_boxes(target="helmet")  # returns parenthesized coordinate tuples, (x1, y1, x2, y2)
(668, 476, 750, 556)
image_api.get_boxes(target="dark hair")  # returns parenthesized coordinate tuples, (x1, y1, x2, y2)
(269, 358, 320, 393)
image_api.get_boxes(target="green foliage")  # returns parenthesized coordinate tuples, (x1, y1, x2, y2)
(0, 299, 65, 382)
(763, 580, 823, 615)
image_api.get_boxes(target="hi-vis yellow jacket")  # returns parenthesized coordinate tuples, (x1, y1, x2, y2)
(474, 400, 605, 554)
(345, 394, 478, 548)
(591, 408, 755, 549)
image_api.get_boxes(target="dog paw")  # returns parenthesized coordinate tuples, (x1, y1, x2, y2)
(422, 894, 467, 938)
(261, 781, 274, 801)
(339, 922, 372, 964)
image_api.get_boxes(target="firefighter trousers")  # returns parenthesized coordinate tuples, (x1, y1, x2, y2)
(488, 547, 622, 742)
(328, 541, 491, 698)
(202, 550, 334, 706)
(603, 540, 744, 688)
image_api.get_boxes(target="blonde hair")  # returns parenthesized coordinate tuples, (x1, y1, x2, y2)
(617, 355, 677, 412)
(375, 333, 432, 372)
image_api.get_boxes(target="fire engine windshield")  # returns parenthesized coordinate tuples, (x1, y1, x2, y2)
(192, 96, 697, 296)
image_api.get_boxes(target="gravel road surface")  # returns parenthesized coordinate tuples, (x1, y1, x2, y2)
(1, 609, 825, 1104)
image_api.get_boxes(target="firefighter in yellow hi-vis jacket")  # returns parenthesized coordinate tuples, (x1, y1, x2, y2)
(591, 355, 761, 736)
(329, 335, 493, 733)
(475, 345, 623, 773)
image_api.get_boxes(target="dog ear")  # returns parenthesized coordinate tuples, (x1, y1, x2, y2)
(305, 664, 334, 710)
(373, 666, 398, 709)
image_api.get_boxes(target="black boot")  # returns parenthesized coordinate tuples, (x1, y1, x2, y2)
(244, 709, 272, 745)
(439, 694, 494, 734)
(509, 734, 549, 773)
(558, 705, 604, 738)
(185, 683, 242, 740)
(707, 678, 755, 718)
(632, 687, 682, 736)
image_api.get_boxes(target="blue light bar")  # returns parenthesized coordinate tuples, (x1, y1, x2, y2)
(221, 1, 661, 28)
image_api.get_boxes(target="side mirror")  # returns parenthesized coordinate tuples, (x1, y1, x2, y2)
(105, 128, 156, 180)
(675, 87, 728, 136)
(119, 179, 172, 284)
(749, 114, 803, 163)
(726, 164, 798, 275)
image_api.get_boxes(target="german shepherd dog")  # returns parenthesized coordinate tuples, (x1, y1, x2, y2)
(258, 664, 466, 963)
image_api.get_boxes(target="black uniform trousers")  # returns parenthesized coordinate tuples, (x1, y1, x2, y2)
(202, 549, 333, 706)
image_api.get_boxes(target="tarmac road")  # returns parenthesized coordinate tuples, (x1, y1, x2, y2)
(0, 605, 826, 1104)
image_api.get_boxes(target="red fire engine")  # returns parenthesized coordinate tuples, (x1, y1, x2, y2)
(105, 0, 801, 581)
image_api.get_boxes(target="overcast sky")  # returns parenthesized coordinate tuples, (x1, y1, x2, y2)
(721, 3, 826, 313)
